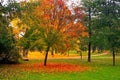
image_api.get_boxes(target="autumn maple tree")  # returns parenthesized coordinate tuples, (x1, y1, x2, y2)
(34, 0, 87, 66)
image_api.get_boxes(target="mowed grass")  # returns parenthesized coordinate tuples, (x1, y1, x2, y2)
(0, 53, 120, 80)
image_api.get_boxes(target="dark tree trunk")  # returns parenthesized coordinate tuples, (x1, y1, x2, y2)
(112, 48, 115, 66)
(88, 42, 91, 62)
(44, 46, 50, 66)
(23, 49, 29, 61)
(92, 46, 96, 53)
(88, 6, 91, 62)
(80, 51, 82, 60)
(23, 49, 28, 58)
(51, 48, 54, 57)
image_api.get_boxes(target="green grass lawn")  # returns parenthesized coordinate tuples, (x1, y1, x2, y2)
(0, 55, 120, 80)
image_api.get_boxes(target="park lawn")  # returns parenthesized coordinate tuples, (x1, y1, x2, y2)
(0, 55, 120, 80)
(27, 51, 90, 60)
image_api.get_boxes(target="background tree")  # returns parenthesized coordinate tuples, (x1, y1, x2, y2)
(0, 1, 20, 63)
(17, 1, 41, 60)
(81, 0, 97, 62)
(94, 0, 120, 66)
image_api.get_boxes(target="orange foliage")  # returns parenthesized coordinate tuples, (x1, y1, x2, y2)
(34, 0, 88, 51)
(35, 0, 87, 35)
(35, 0, 72, 31)
(64, 22, 88, 38)
(74, 7, 85, 19)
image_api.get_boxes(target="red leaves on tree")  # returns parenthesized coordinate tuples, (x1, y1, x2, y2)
(64, 22, 88, 38)
(58, 0, 64, 7)
(35, 0, 88, 54)
(74, 7, 85, 19)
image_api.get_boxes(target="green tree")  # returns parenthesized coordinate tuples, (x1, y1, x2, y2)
(0, 1, 20, 63)
(82, 0, 97, 62)
(94, 0, 120, 66)
(17, 1, 41, 60)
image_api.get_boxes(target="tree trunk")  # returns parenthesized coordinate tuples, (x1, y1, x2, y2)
(44, 46, 50, 66)
(23, 49, 29, 61)
(80, 51, 82, 60)
(88, 42, 91, 62)
(112, 48, 115, 66)
(88, 6, 91, 62)
(51, 48, 54, 57)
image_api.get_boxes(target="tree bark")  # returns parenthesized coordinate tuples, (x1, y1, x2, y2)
(51, 48, 54, 57)
(112, 48, 115, 66)
(88, 6, 91, 62)
(23, 49, 29, 61)
(88, 42, 91, 62)
(44, 46, 50, 66)
(80, 51, 82, 60)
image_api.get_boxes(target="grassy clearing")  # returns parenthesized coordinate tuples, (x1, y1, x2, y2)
(0, 54, 120, 80)
(27, 51, 88, 59)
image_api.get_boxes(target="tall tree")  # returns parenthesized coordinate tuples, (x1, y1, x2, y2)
(35, 0, 86, 66)
(0, 1, 20, 63)
(82, 0, 96, 62)
(17, 1, 41, 60)
(94, 0, 120, 66)
(82, 0, 120, 65)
